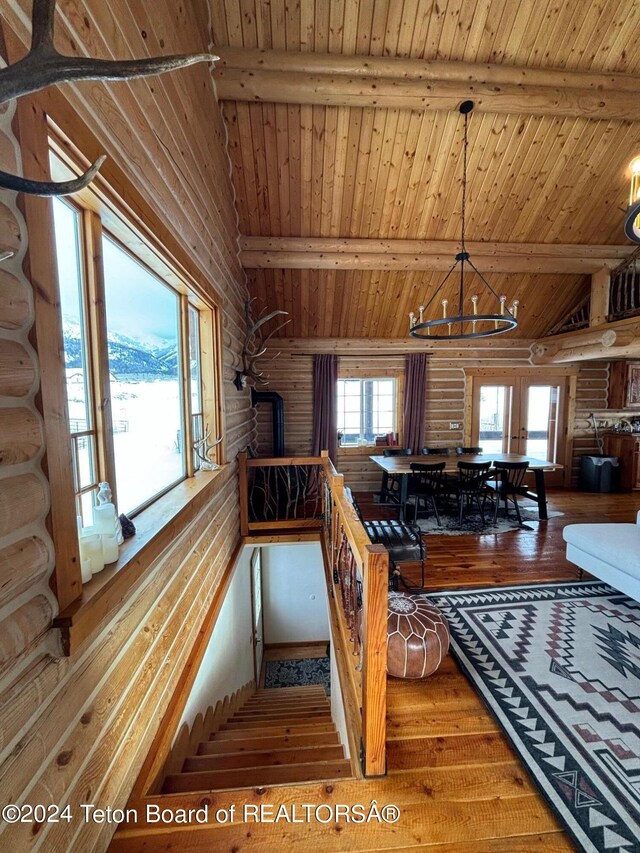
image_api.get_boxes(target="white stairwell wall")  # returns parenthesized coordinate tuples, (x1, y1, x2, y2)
(176, 547, 255, 740)
(261, 542, 329, 643)
(175, 541, 351, 760)
(261, 541, 350, 759)
(328, 633, 351, 759)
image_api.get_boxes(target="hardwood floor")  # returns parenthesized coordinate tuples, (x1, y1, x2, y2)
(109, 490, 638, 853)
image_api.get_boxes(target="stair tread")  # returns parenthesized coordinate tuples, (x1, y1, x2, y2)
(199, 732, 341, 754)
(220, 718, 335, 730)
(213, 723, 337, 739)
(240, 699, 331, 711)
(232, 712, 332, 722)
(163, 760, 352, 793)
(254, 687, 326, 695)
(184, 745, 345, 772)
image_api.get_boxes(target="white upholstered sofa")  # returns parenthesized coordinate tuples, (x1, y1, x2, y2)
(563, 511, 640, 601)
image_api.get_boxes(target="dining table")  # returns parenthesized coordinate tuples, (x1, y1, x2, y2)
(369, 453, 563, 523)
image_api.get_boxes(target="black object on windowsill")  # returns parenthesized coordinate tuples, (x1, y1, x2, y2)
(119, 514, 136, 539)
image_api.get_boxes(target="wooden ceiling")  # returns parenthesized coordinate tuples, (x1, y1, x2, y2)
(209, 0, 640, 339)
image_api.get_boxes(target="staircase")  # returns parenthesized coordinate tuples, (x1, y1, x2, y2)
(162, 685, 351, 792)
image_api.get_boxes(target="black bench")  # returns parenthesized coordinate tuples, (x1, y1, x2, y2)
(346, 489, 426, 590)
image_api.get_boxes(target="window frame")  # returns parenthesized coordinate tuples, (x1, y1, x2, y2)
(41, 124, 225, 624)
(50, 197, 102, 526)
(99, 228, 189, 515)
(50, 138, 224, 498)
(336, 366, 404, 449)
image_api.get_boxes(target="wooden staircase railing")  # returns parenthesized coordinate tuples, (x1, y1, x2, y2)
(238, 451, 325, 535)
(238, 450, 388, 777)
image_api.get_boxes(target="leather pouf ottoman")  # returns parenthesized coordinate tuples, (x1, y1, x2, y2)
(387, 592, 450, 678)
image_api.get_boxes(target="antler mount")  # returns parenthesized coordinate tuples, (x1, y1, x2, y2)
(0, 0, 218, 196)
(234, 299, 290, 391)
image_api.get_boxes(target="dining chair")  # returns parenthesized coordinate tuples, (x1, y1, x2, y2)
(455, 446, 484, 455)
(379, 447, 412, 506)
(449, 461, 493, 526)
(406, 462, 447, 526)
(421, 447, 451, 456)
(486, 461, 530, 525)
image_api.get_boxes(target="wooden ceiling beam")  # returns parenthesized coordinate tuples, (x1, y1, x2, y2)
(240, 237, 633, 274)
(531, 318, 640, 363)
(214, 48, 640, 121)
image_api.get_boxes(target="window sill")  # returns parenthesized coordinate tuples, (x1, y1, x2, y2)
(54, 466, 228, 655)
(338, 445, 385, 456)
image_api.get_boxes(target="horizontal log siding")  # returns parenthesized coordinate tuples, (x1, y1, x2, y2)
(255, 341, 532, 492)
(0, 5, 252, 851)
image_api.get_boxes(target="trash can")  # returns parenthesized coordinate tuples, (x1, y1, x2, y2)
(579, 455, 620, 492)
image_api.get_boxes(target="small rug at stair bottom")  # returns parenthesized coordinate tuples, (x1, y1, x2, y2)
(264, 656, 330, 695)
(424, 581, 640, 853)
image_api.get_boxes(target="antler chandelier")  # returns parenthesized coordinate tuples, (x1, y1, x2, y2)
(408, 101, 520, 340)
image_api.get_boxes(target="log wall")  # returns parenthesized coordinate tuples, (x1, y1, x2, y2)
(0, 5, 253, 852)
(569, 363, 640, 485)
(255, 339, 533, 492)
(256, 344, 640, 491)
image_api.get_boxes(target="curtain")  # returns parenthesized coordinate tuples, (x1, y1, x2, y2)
(403, 353, 428, 453)
(312, 354, 338, 463)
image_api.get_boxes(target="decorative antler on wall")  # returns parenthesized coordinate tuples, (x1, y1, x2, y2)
(193, 427, 223, 471)
(0, 0, 218, 196)
(234, 299, 290, 390)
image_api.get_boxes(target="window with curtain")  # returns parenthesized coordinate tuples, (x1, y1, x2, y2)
(336, 378, 396, 445)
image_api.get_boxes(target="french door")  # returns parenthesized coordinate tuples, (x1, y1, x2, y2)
(471, 376, 568, 487)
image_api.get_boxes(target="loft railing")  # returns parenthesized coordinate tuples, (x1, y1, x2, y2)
(609, 249, 640, 322)
(237, 449, 388, 777)
(238, 453, 325, 534)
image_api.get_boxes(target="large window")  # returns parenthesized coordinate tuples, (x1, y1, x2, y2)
(50, 162, 220, 523)
(337, 378, 396, 446)
(102, 236, 185, 514)
(52, 198, 100, 525)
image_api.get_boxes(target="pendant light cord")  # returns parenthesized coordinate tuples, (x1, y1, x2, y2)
(457, 109, 469, 318)
(461, 109, 468, 252)
(409, 99, 519, 338)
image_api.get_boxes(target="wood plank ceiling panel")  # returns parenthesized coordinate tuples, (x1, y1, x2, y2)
(247, 268, 588, 339)
(211, 0, 640, 338)
(220, 103, 639, 246)
(211, 0, 640, 69)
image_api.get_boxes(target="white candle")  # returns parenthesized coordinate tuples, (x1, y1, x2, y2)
(102, 534, 119, 565)
(93, 503, 117, 534)
(79, 534, 104, 574)
(81, 559, 92, 583)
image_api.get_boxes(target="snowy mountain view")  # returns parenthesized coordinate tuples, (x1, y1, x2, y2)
(63, 319, 183, 515)
(63, 319, 178, 378)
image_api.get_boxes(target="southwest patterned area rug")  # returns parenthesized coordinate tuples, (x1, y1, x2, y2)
(416, 506, 564, 536)
(426, 582, 640, 853)
(264, 656, 330, 694)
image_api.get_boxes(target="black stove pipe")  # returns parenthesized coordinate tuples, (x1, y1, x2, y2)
(251, 389, 285, 457)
